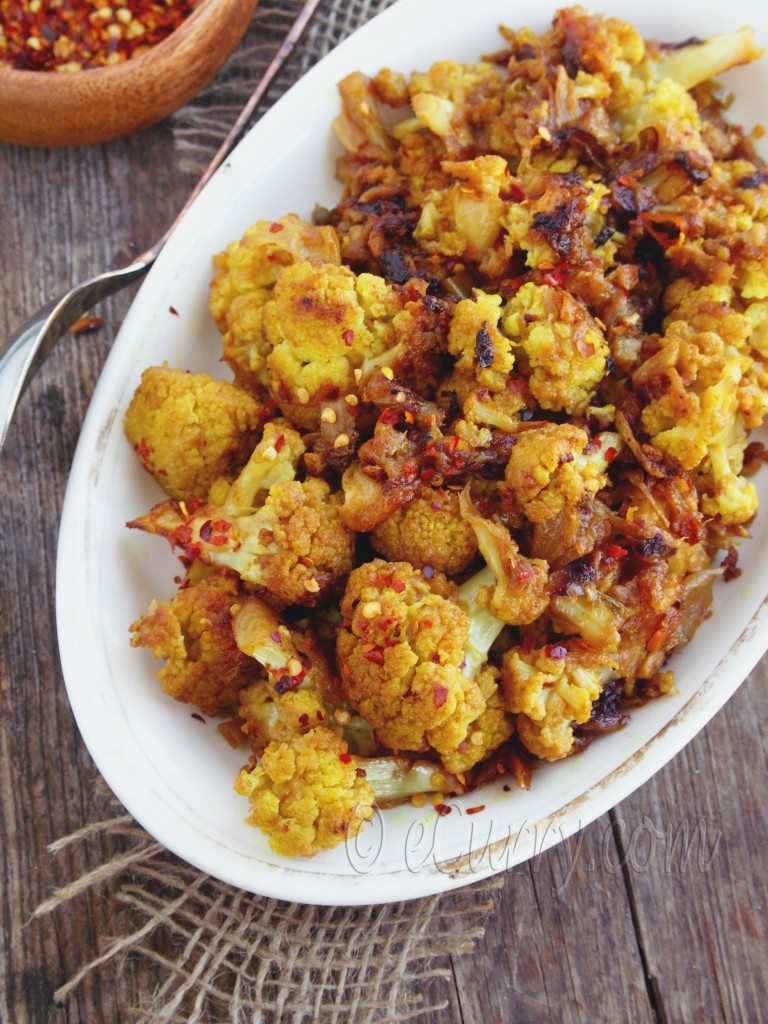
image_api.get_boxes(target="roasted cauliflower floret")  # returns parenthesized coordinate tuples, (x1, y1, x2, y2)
(224, 261, 448, 430)
(459, 491, 550, 626)
(505, 282, 614, 413)
(235, 727, 375, 858)
(232, 595, 375, 755)
(337, 560, 485, 757)
(124, 366, 264, 500)
(501, 645, 612, 762)
(370, 489, 478, 575)
(502, 424, 620, 524)
(129, 571, 259, 716)
(440, 664, 514, 775)
(447, 290, 514, 394)
(502, 283, 609, 414)
(235, 725, 465, 857)
(209, 213, 340, 332)
(128, 423, 355, 607)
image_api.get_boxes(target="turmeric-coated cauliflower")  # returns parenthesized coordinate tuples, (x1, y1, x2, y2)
(370, 489, 478, 575)
(502, 282, 609, 414)
(124, 366, 264, 500)
(129, 570, 260, 716)
(337, 560, 484, 757)
(502, 424, 621, 524)
(501, 645, 613, 761)
(128, 422, 355, 607)
(235, 727, 375, 857)
(209, 213, 341, 332)
(232, 596, 375, 755)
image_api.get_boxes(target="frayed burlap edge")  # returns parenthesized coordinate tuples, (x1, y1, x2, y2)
(35, 785, 503, 1024)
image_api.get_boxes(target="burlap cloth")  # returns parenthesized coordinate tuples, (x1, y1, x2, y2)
(36, 3, 504, 1020)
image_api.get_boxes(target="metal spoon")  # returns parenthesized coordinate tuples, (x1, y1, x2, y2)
(0, 0, 323, 453)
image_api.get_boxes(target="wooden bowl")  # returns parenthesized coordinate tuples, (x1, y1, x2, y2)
(0, 0, 259, 147)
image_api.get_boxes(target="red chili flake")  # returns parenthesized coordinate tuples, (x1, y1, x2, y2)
(503, 784, 511, 792)
(507, 182, 526, 203)
(402, 463, 419, 483)
(274, 434, 286, 453)
(339, 753, 353, 765)
(433, 683, 449, 706)
(209, 535, 229, 547)
(466, 805, 485, 815)
(421, 468, 436, 484)
(190, 713, 205, 723)
(363, 648, 385, 666)
(431, 653, 442, 665)
(391, 578, 406, 594)
(269, 222, 284, 233)
(137, 437, 152, 464)
(605, 544, 628, 558)
(211, 518, 231, 533)
(356, 768, 367, 778)
(199, 520, 213, 542)
(2, 0, 196, 71)
(176, 524, 194, 546)
(343, 329, 355, 346)
(169, 306, 180, 317)
(434, 803, 452, 816)
(299, 713, 310, 727)
(544, 644, 568, 659)
(605, 446, 618, 462)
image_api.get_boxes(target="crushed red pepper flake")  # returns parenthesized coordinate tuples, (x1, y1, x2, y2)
(1, 0, 196, 72)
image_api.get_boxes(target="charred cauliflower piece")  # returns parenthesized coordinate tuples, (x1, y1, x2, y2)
(370, 489, 478, 575)
(124, 366, 264, 500)
(502, 424, 621, 524)
(209, 213, 340, 332)
(502, 283, 609, 414)
(128, 423, 355, 608)
(224, 261, 448, 429)
(129, 570, 259, 716)
(501, 645, 614, 762)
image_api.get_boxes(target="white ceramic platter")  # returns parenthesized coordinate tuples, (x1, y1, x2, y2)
(57, 0, 768, 904)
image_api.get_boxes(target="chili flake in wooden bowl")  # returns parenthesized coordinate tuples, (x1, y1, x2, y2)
(0, 0, 258, 146)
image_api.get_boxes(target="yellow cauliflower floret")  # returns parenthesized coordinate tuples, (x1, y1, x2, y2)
(502, 424, 618, 523)
(440, 665, 514, 775)
(503, 282, 609, 414)
(129, 423, 355, 608)
(370, 489, 478, 575)
(699, 441, 758, 525)
(209, 214, 340, 331)
(620, 78, 706, 154)
(124, 366, 263, 500)
(129, 572, 260, 716)
(638, 324, 750, 471)
(262, 262, 402, 427)
(235, 727, 375, 858)
(501, 646, 608, 762)
(447, 291, 514, 393)
(409, 60, 505, 151)
(336, 560, 488, 760)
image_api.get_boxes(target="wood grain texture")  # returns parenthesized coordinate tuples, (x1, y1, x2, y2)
(1, 111, 766, 1024)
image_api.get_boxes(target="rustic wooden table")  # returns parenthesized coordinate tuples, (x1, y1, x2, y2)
(1, 110, 766, 1024)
